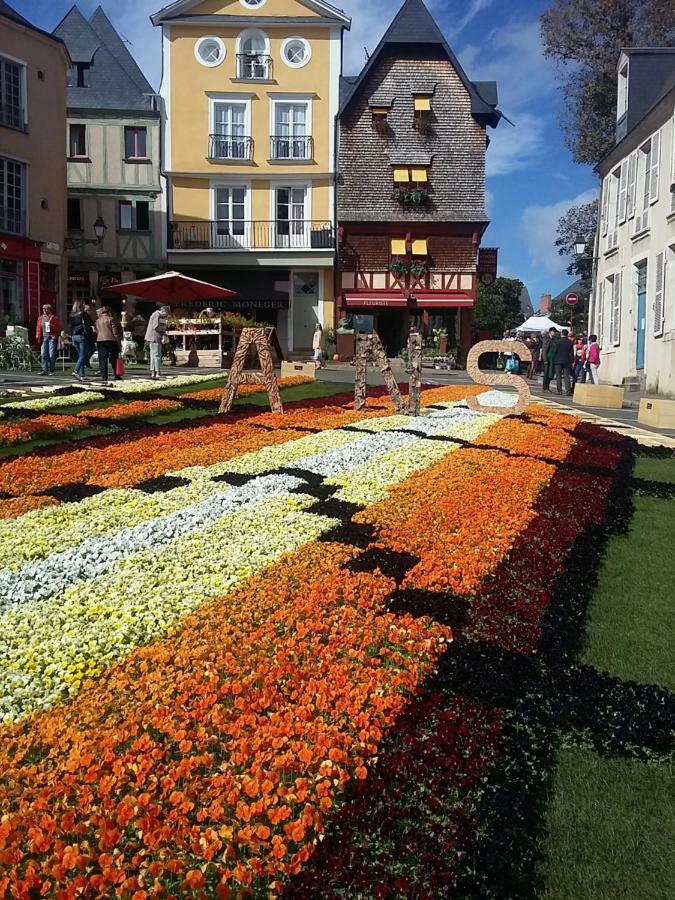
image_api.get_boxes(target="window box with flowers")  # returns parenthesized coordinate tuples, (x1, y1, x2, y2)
(389, 259, 410, 277)
(393, 186, 429, 205)
(409, 261, 429, 277)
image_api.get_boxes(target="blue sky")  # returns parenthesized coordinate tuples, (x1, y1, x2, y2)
(18, 0, 598, 305)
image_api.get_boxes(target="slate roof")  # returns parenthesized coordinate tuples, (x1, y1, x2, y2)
(150, 0, 350, 27)
(617, 48, 675, 140)
(339, 0, 501, 127)
(53, 5, 158, 113)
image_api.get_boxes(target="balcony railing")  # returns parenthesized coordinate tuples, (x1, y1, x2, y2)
(208, 134, 254, 161)
(236, 53, 273, 80)
(0, 207, 25, 236)
(170, 220, 334, 251)
(269, 135, 314, 161)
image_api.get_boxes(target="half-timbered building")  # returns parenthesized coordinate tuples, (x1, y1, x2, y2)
(337, 0, 501, 358)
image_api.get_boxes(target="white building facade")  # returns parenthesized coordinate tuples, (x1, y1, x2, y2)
(591, 49, 675, 397)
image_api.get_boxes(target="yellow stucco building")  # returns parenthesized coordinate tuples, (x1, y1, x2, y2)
(151, 0, 351, 352)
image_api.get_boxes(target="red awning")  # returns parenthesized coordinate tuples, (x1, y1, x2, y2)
(343, 293, 474, 309)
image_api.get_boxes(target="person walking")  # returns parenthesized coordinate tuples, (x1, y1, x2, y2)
(572, 336, 587, 387)
(94, 306, 122, 385)
(542, 327, 558, 393)
(145, 305, 170, 379)
(35, 304, 62, 376)
(527, 334, 541, 379)
(312, 323, 327, 370)
(68, 300, 93, 381)
(554, 328, 575, 395)
(586, 335, 601, 384)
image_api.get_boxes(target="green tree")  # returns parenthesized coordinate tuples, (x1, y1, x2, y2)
(540, 0, 675, 165)
(473, 277, 524, 336)
(555, 200, 598, 286)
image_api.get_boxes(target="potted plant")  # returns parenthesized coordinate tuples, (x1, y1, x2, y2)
(409, 261, 429, 277)
(393, 187, 429, 205)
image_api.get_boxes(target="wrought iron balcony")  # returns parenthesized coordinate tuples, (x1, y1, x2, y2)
(169, 220, 335, 251)
(208, 134, 254, 161)
(0, 207, 25, 236)
(236, 53, 273, 80)
(269, 135, 314, 161)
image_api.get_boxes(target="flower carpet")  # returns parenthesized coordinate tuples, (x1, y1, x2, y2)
(0, 381, 672, 897)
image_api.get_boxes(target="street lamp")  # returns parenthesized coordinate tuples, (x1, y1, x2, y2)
(574, 237, 587, 257)
(65, 216, 107, 250)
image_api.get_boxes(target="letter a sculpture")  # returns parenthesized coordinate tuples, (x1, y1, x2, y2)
(219, 326, 283, 414)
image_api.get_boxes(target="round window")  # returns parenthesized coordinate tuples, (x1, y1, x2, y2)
(240, 0, 267, 8)
(195, 36, 226, 68)
(281, 37, 311, 69)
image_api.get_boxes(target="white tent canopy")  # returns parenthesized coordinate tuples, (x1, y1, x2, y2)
(517, 316, 567, 333)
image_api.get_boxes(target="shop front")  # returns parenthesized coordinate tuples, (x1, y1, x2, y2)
(0, 234, 43, 334)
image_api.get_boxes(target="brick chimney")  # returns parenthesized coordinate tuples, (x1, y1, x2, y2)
(539, 293, 552, 314)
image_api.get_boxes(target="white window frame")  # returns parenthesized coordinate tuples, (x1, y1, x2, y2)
(236, 28, 270, 79)
(68, 123, 88, 160)
(270, 96, 312, 160)
(627, 151, 637, 219)
(0, 154, 26, 235)
(653, 250, 665, 338)
(609, 270, 622, 347)
(648, 128, 660, 205)
(270, 179, 312, 248)
(239, 0, 267, 8)
(617, 60, 629, 121)
(194, 36, 226, 68)
(633, 139, 651, 236)
(607, 166, 620, 250)
(280, 37, 312, 69)
(207, 93, 252, 159)
(210, 180, 251, 248)
(0, 52, 27, 130)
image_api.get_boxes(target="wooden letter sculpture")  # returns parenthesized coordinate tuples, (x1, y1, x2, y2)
(219, 326, 283, 414)
(406, 332, 423, 417)
(354, 332, 405, 413)
(466, 340, 532, 416)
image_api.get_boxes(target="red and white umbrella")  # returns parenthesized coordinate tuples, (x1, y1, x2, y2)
(105, 271, 237, 305)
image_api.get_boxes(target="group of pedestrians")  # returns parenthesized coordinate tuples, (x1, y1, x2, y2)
(541, 327, 601, 395)
(35, 301, 170, 383)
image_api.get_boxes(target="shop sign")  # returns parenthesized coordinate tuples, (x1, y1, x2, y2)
(68, 271, 90, 285)
(99, 273, 122, 290)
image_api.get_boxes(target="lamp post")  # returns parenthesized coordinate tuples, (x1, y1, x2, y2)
(65, 216, 107, 250)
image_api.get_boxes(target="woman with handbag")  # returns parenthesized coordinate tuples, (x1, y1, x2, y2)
(94, 306, 123, 385)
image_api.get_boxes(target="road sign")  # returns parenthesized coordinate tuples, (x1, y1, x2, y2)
(566, 292, 579, 307)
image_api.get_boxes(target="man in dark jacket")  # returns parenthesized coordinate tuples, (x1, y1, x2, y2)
(554, 328, 575, 395)
(541, 326, 558, 393)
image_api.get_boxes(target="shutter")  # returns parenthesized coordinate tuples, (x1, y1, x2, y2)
(627, 152, 637, 219)
(649, 130, 660, 203)
(597, 280, 605, 343)
(601, 176, 609, 236)
(612, 272, 622, 345)
(617, 158, 628, 223)
(654, 251, 665, 337)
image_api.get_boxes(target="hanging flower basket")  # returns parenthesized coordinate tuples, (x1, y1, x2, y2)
(409, 262, 430, 277)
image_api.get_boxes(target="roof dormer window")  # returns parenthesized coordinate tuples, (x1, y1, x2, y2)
(617, 61, 629, 121)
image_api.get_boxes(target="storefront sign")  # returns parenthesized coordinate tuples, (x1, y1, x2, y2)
(68, 271, 90, 285)
(183, 298, 289, 311)
(99, 273, 122, 290)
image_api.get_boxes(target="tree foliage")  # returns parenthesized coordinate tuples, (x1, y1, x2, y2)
(555, 200, 598, 285)
(473, 277, 524, 336)
(541, 0, 675, 165)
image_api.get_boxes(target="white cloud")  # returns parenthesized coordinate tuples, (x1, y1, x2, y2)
(520, 189, 598, 277)
(486, 113, 546, 177)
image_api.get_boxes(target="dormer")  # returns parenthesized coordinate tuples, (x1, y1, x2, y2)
(616, 52, 629, 138)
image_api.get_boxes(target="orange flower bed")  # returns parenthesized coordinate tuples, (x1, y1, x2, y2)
(0, 395, 407, 498)
(0, 414, 85, 449)
(78, 398, 183, 421)
(357, 412, 576, 596)
(0, 543, 450, 896)
(0, 495, 58, 520)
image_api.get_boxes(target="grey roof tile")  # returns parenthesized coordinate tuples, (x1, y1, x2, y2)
(88, 6, 154, 94)
(53, 5, 158, 113)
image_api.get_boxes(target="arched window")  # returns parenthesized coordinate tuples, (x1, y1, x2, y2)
(236, 29, 270, 80)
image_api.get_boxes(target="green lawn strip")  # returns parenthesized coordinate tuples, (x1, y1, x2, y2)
(539, 749, 675, 900)
(633, 456, 675, 484)
(581, 493, 675, 692)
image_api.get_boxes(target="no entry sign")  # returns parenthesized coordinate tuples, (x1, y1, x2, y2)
(566, 292, 579, 306)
